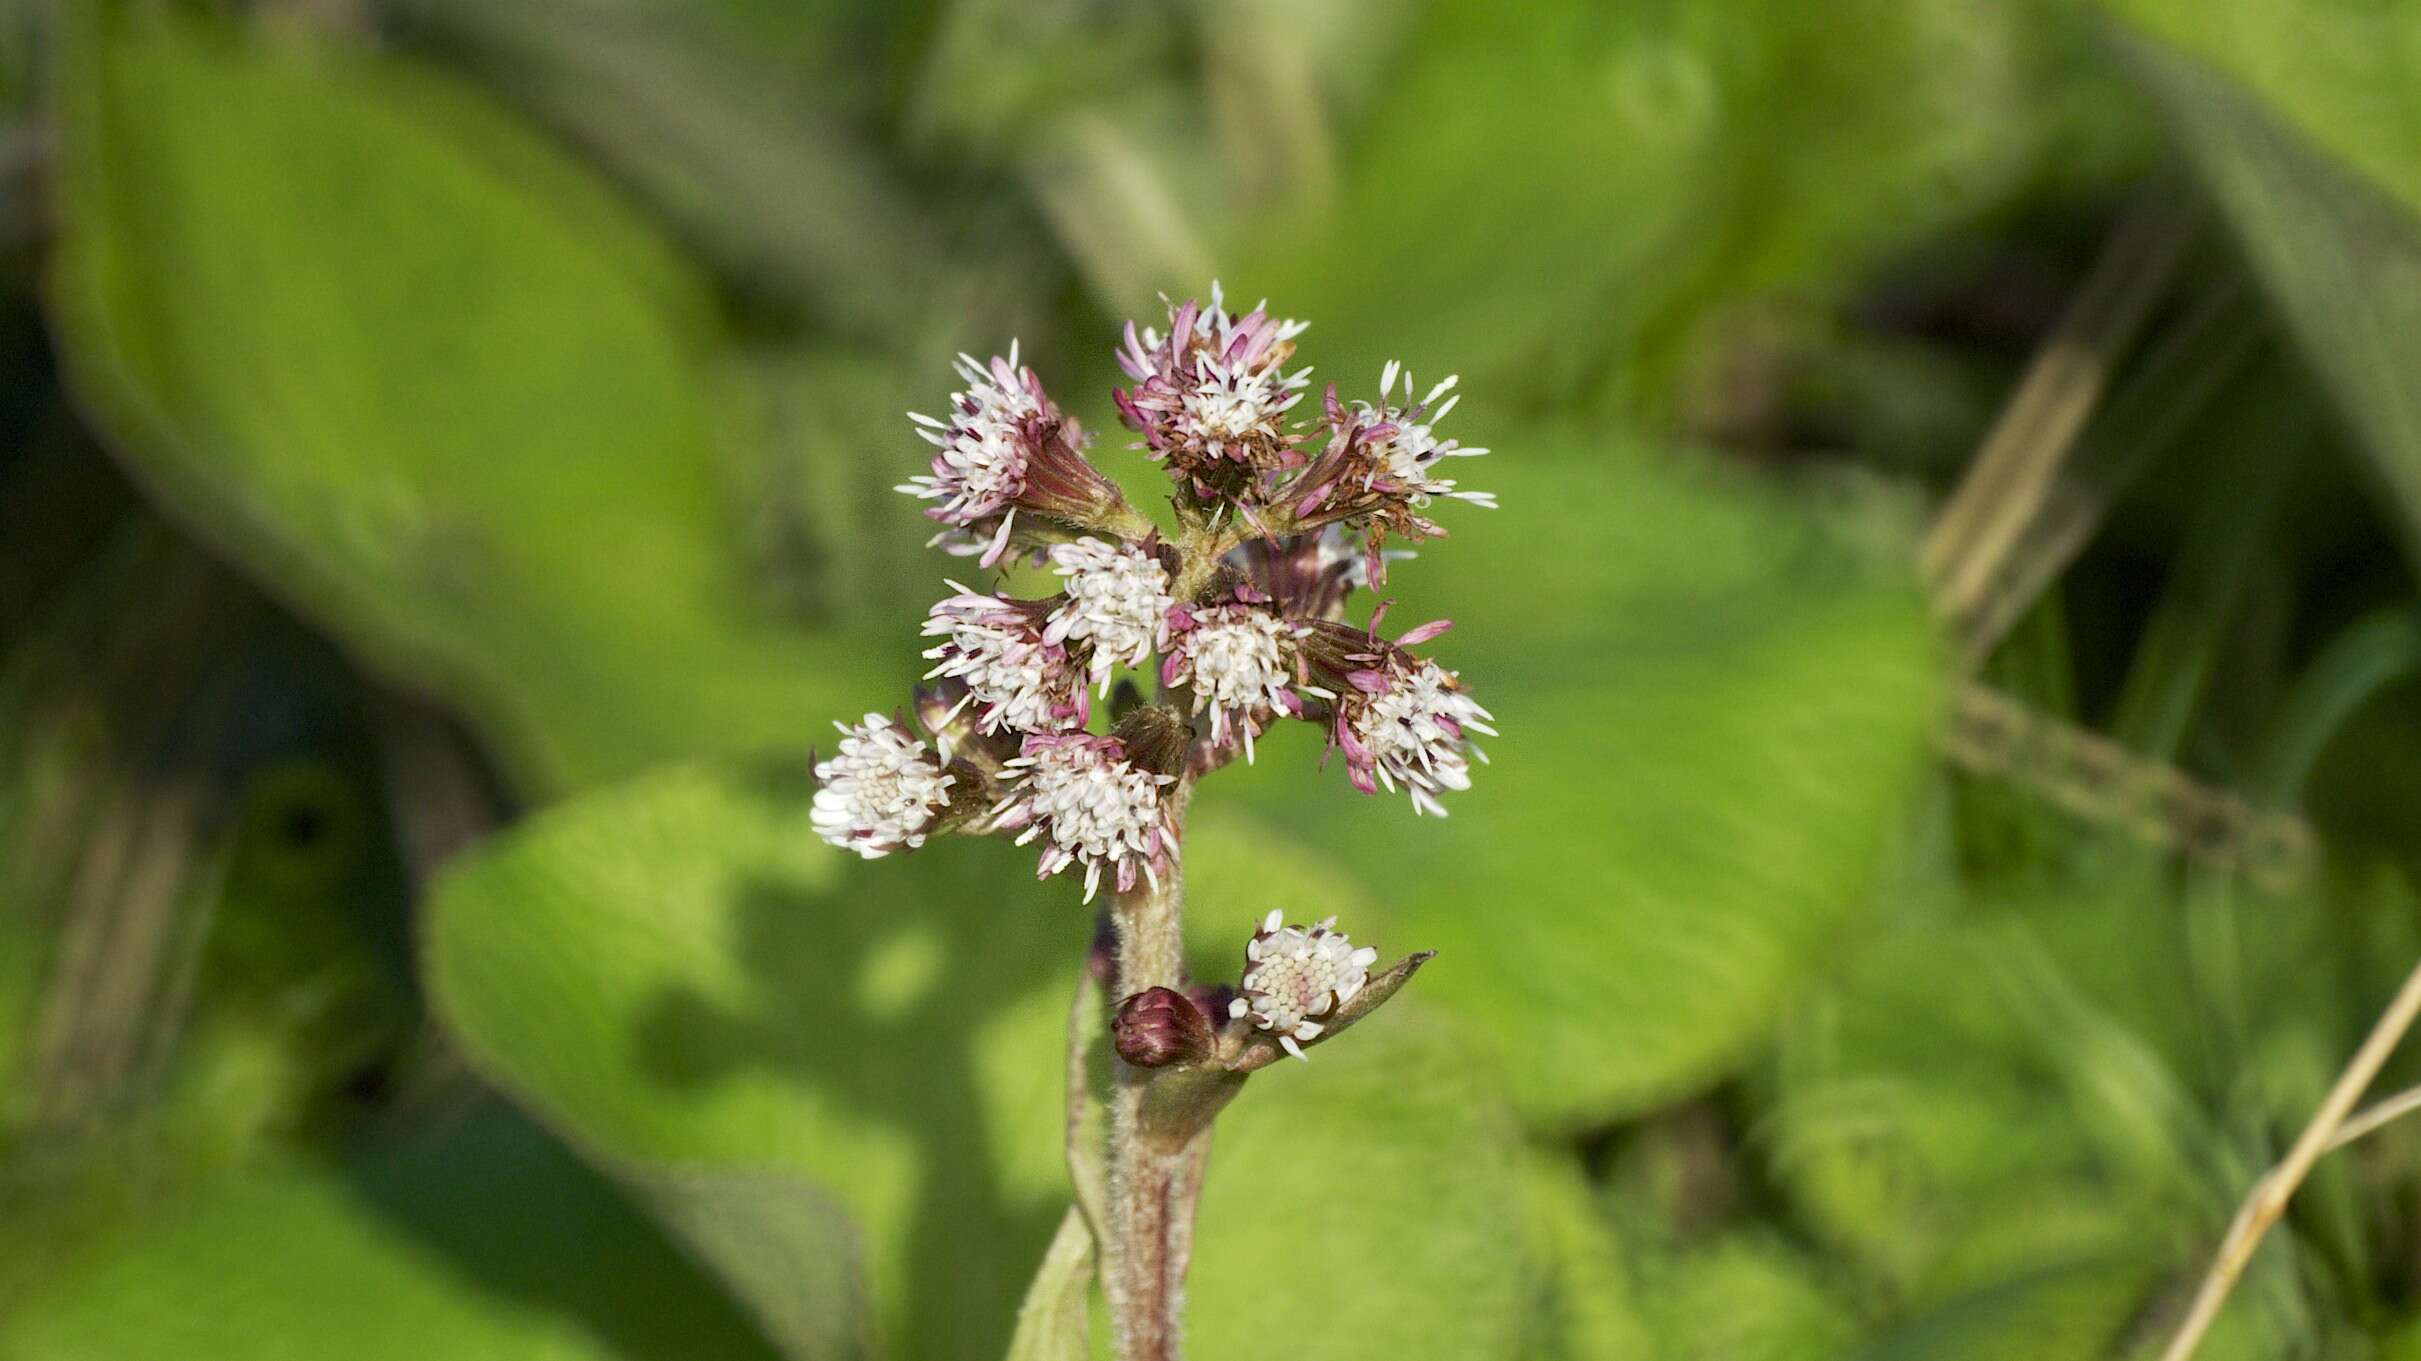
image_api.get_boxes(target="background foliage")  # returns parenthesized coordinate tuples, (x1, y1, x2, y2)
(6, 0, 2421, 1357)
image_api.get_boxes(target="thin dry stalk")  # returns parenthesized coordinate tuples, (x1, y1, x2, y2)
(2325, 1082, 2421, 1154)
(1941, 682, 2314, 891)
(1924, 191, 2195, 625)
(1956, 274, 2258, 660)
(2158, 956, 2421, 1361)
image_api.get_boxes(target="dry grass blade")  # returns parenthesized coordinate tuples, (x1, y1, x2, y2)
(27, 773, 214, 1124)
(2324, 1083, 2421, 1154)
(1957, 272, 2262, 660)
(1924, 187, 2198, 625)
(2158, 957, 2421, 1361)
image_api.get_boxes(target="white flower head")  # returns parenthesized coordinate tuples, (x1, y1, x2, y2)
(900, 347, 1128, 566)
(995, 733, 1177, 903)
(1115, 283, 1313, 495)
(1045, 538, 1175, 691)
(1164, 599, 1306, 762)
(1176, 360, 1301, 463)
(1228, 909, 1378, 1060)
(1355, 363, 1495, 509)
(811, 714, 956, 858)
(922, 583, 1089, 736)
(1337, 655, 1495, 817)
(1288, 365, 1495, 585)
(900, 349, 1046, 527)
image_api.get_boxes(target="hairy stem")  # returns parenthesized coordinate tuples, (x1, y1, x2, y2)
(1104, 786, 1215, 1361)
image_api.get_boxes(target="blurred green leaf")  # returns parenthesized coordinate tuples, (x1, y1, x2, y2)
(385, 0, 956, 340)
(612, 1162, 876, 1361)
(1641, 1235, 1859, 1361)
(1521, 1150, 1654, 1361)
(425, 762, 1532, 1361)
(0, 1107, 779, 1361)
(1220, 432, 1942, 1123)
(2106, 2, 2421, 564)
(1769, 886, 2190, 1299)
(1842, 1256, 2148, 1361)
(0, 522, 425, 1317)
(2105, 0, 2421, 211)
(49, 1, 889, 793)
(1243, 0, 2144, 413)
(1001, 1207, 1092, 1361)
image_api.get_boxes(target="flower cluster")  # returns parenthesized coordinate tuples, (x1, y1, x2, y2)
(811, 284, 1498, 897)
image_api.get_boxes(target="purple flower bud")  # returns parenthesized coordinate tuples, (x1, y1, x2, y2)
(1113, 284, 1311, 505)
(1112, 987, 1217, 1069)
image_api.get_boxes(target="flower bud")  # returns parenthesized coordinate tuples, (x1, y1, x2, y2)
(1112, 987, 1217, 1069)
(912, 677, 1022, 776)
(1110, 703, 1194, 779)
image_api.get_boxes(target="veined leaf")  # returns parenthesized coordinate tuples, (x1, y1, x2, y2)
(48, 1, 889, 794)
(0, 1108, 780, 1361)
(425, 762, 1531, 1361)
(1217, 431, 1943, 1123)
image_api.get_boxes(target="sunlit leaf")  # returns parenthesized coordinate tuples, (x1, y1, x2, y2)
(425, 762, 1532, 1361)
(1001, 1207, 1092, 1361)
(1218, 431, 1943, 1123)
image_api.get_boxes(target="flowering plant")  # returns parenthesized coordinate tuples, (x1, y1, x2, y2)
(811, 286, 1493, 1360)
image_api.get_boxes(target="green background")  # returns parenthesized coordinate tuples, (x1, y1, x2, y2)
(7, 0, 2421, 1356)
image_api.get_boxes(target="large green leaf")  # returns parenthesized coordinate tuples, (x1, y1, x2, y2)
(1000, 1207, 1091, 1361)
(382, 0, 959, 340)
(2104, 1, 2421, 562)
(1218, 432, 1943, 1123)
(0, 1107, 779, 1361)
(425, 762, 1531, 1361)
(2105, 0, 2421, 212)
(1521, 1151, 1655, 1361)
(1638, 1235, 1859, 1361)
(1242, 0, 2143, 412)
(48, 2, 890, 793)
